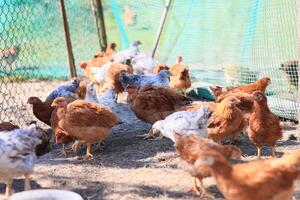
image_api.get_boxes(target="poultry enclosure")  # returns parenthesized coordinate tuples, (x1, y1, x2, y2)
(0, 0, 299, 124)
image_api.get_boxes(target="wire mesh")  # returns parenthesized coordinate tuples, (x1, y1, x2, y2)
(104, 0, 299, 120)
(0, 0, 101, 126)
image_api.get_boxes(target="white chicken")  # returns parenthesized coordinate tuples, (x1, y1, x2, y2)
(131, 53, 158, 74)
(112, 41, 141, 64)
(84, 82, 99, 103)
(149, 105, 212, 142)
(0, 124, 42, 197)
(90, 62, 112, 84)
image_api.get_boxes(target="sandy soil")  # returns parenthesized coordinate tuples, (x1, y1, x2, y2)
(0, 80, 300, 200)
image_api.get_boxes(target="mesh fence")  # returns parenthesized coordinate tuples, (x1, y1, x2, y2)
(0, 0, 299, 124)
(0, 0, 101, 125)
(105, 0, 299, 120)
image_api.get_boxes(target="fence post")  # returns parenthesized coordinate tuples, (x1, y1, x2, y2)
(93, 0, 108, 51)
(59, 0, 77, 78)
(151, 0, 172, 58)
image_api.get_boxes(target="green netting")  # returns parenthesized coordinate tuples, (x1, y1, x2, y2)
(105, 0, 299, 120)
(0, 0, 299, 122)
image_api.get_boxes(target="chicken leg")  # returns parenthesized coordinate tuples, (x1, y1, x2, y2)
(198, 179, 215, 199)
(86, 143, 93, 160)
(257, 147, 262, 159)
(5, 180, 13, 198)
(136, 128, 155, 139)
(271, 146, 276, 157)
(188, 177, 201, 196)
(24, 173, 31, 191)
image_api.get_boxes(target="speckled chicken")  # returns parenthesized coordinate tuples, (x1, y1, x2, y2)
(174, 134, 241, 198)
(149, 105, 211, 141)
(119, 69, 171, 89)
(194, 148, 300, 200)
(51, 97, 120, 159)
(0, 124, 42, 198)
(46, 79, 80, 101)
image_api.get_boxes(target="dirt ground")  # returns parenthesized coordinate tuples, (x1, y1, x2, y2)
(1, 80, 300, 200)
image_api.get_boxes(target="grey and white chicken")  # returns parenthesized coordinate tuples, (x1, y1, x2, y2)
(131, 53, 158, 74)
(0, 124, 42, 197)
(119, 69, 171, 89)
(46, 79, 79, 100)
(112, 40, 141, 64)
(84, 82, 99, 103)
(149, 105, 212, 142)
(90, 61, 112, 84)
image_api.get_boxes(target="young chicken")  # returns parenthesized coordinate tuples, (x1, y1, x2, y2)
(247, 91, 282, 159)
(104, 42, 117, 57)
(215, 77, 271, 102)
(84, 82, 98, 103)
(195, 148, 300, 200)
(126, 85, 193, 125)
(119, 69, 171, 89)
(46, 79, 80, 101)
(169, 56, 191, 96)
(0, 121, 19, 131)
(51, 97, 120, 159)
(149, 105, 211, 141)
(208, 96, 245, 144)
(106, 63, 133, 102)
(152, 64, 169, 74)
(280, 60, 298, 90)
(174, 134, 241, 198)
(0, 124, 42, 198)
(27, 97, 55, 126)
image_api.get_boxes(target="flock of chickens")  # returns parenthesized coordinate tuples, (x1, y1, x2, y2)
(0, 41, 299, 200)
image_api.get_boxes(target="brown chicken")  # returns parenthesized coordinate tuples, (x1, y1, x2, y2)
(174, 134, 241, 198)
(126, 85, 192, 125)
(51, 97, 120, 159)
(27, 97, 55, 126)
(50, 102, 74, 157)
(209, 85, 237, 99)
(194, 148, 300, 200)
(152, 64, 169, 74)
(169, 56, 191, 95)
(247, 91, 282, 159)
(0, 121, 19, 131)
(215, 77, 271, 102)
(280, 60, 298, 90)
(180, 101, 218, 112)
(208, 97, 245, 144)
(106, 63, 133, 102)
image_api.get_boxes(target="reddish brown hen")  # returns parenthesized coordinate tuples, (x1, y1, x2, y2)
(152, 64, 169, 74)
(247, 91, 282, 159)
(51, 97, 120, 159)
(174, 134, 241, 198)
(27, 97, 54, 126)
(215, 77, 271, 102)
(0, 121, 19, 131)
(169, 56, 191, 96)
(126, 85, 192, 124)
(195, 148, 300, 200)
(208, 96, 245, 144)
